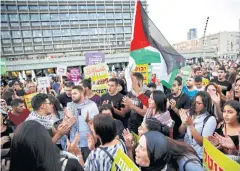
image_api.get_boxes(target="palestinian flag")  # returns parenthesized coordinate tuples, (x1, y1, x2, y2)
(126, 0, 185, 89)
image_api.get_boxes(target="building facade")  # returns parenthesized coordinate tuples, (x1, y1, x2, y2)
(173, 31, 240, 59)
(187, 28, 197, 40)
(1, 0, 147, 72)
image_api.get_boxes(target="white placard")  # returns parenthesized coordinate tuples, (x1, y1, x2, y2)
(56, 66, 67, 76)
(37, 77, 50, 88)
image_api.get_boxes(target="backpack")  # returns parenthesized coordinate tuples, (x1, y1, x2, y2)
(60, 158, 68, 171)
(200, 114, 215, 136)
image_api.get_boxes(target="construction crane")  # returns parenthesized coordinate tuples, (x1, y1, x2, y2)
(201, 17, 209, 64)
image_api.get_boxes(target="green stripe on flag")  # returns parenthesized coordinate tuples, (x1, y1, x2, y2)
(130, 48, 161, 64)
(161, 69, 178, 89)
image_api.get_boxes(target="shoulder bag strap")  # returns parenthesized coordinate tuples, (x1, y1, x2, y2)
(183, 158, 201, 171)
(99, 147, 114, 162)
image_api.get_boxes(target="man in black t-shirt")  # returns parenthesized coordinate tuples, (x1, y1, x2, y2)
(57, 81, 74, 108)
(14, 81, 25, 98)
(122, 72, 151, 134)
(167, 77, 191, 139)
(210, 66, 232, 95)
(100, 78, 128, 126)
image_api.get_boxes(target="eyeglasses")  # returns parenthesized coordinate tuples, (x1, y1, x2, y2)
(43, 102, 52, 105)
(195, 101, 203, 105)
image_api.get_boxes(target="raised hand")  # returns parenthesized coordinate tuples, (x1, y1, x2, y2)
(86, 132, 95, 151)
(210, 93, 221, 104)
(122, 129, 133, 150)
(67, 133, 80, 154)
(1, 159, 10, 171)
(169, 99, 177, 109)
(214, 132, 236, 150)
(179, 109, 188, 124)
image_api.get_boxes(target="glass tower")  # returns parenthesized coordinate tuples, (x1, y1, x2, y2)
(1, 0, 147, 62)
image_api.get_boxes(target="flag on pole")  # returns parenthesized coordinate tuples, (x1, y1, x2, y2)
(18, 72, 24, 83)
(126, 0, 185, 90)
(31, 70, 36, 82)
(22, 70, 27, 80)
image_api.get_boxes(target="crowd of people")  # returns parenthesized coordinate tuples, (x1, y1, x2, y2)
(1, 59, 240, 171)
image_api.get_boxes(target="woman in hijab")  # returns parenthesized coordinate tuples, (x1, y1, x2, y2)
(135, 131, 202, 171)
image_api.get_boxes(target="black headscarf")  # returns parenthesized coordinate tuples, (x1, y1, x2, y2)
(141, 131, 168, 171)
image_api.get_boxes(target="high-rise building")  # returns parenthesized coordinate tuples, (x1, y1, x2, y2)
(1, 0, 147, 72)
(187, 28, 197, 40)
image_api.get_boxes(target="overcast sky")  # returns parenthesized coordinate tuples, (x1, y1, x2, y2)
(147, 0, 240, 44)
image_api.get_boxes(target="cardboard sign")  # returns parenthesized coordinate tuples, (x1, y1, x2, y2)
(133, 64, 149, 84)
(203, 138, 240, 171)
(85, 52, 105, 66)
(69, 68, 81, 82)
(84, 63, 109, 82)
(24, 92, 39, 111)
(92, 84, 107, 96)
(202, 78, 209, 86)
(181, 66, 191, 85)
(56, 66, 67, 76)
(37, 77, 50, 88)
(111, 148, 140, 171)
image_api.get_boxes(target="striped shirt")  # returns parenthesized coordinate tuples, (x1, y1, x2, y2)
(84, 139, 127, 171)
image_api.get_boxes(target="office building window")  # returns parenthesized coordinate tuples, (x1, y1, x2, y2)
(62, 29, 71, 36)
(71, 21, 79, 25)
(19, 6, 28, 10)
(106, 13, 114, 19)
(43, 30, 52, 36)
(1, 5, 6, 10)
(41, 14, 50, 21)
(62, 36, 71, 41)
(29, 6, 39, 10)
(51, 21, 60, 26)
(3, 48, 12, 53)
(107, 28, 115, 33)
(1, 23, 8, 27)
(9, 14, 19, 21)
(61, 21, 69, 25)
(22, 31, 32, 37)
(114, 13, 122, 19)
(30, 14, 40, 21)
(44, 45, 53, 50)
(24, 46, 33, 51)
(2, 39, 11, 44)
(53, 37, 61, 41)
(69, 14, 78, 20)
(116, 27, 124, 33)
(35, 46, 43, 50)
(106, 20, 115, 24)
(98, 28, 106, 34)
(7, 5, 17, 10)
(72, 36, 81, 40)
(32, 22, 41, 27)
(39, 6, 49, 10)
(123, 13, 130, 18)
(42, 22, 49, 26)
(63, 44, 72, 49)
(12, 31, 21, 38)
(50, 6, 58, 10)
(116, 20, 123, 24)
(71, 28, 80, 35)
(33, 38, 42, 43)
(23, 38, 32, 43)
(14, 47, 23, 52)
(13, 39, 22, 44)
(54, 45, 63, 49)
(10, 23, 20, 27)
(124, 27, 131, 33)
(21, 22, 30, 27)
(1, 14, 7, 21)
(69, 6, 78, 10)
(20, 14, 30, 21)
(52, 30, 61, 36)
(33, 30, 42, 37)
(60, 14, 69, 20)
(50, 14, 59, 20)
(43, 37, 52, 42)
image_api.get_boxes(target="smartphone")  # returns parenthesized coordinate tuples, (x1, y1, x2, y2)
(53, 118, 63, 129)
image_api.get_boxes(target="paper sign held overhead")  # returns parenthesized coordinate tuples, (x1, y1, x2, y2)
(56, 66, 67, 76)
(69, 68, 81, 83)
(85, 52, 105, 66)
(37, 77, 50, 88)
(84, 63, 109, 82)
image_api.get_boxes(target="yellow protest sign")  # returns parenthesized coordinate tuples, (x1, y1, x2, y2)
(84, 63, 109, 82)
(134, 64, 149, 84)
(24, 92, 39, 111)
(131, 131, 140, 142)
(202, 78, 209, 86)
(92, 84, 107, 96)
(111, 148, 140, 171)
(203, 138, 240, 171)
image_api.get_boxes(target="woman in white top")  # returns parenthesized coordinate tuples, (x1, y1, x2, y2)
(179, 91, 217, 159)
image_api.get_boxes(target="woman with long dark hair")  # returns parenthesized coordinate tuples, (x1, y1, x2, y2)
(135, 131, 202, 171)
(205, 82, 226, 121)
(144, 90, 172, 127)
(234, 78, 240, 102)
(48, 94, 64, 120)
(178, 91, 217, 159)
(9, 120, 83, 171)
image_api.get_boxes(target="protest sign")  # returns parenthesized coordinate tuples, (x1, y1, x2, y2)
(202, 78, 210, 86)
(56, 66, 67, 76)
(37, 77, 50, 88)
(92, 84, 107, 96)
(181, 66, 191, 85)
(24, 92, 39, 111)
(85, 52, 105, 66)
(203, 138, 240, 171)
(69, 68, 81, 83)
(133, 64, 149, 84)
(84, 63, 109, 82)
(111, 148, 140, 171)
